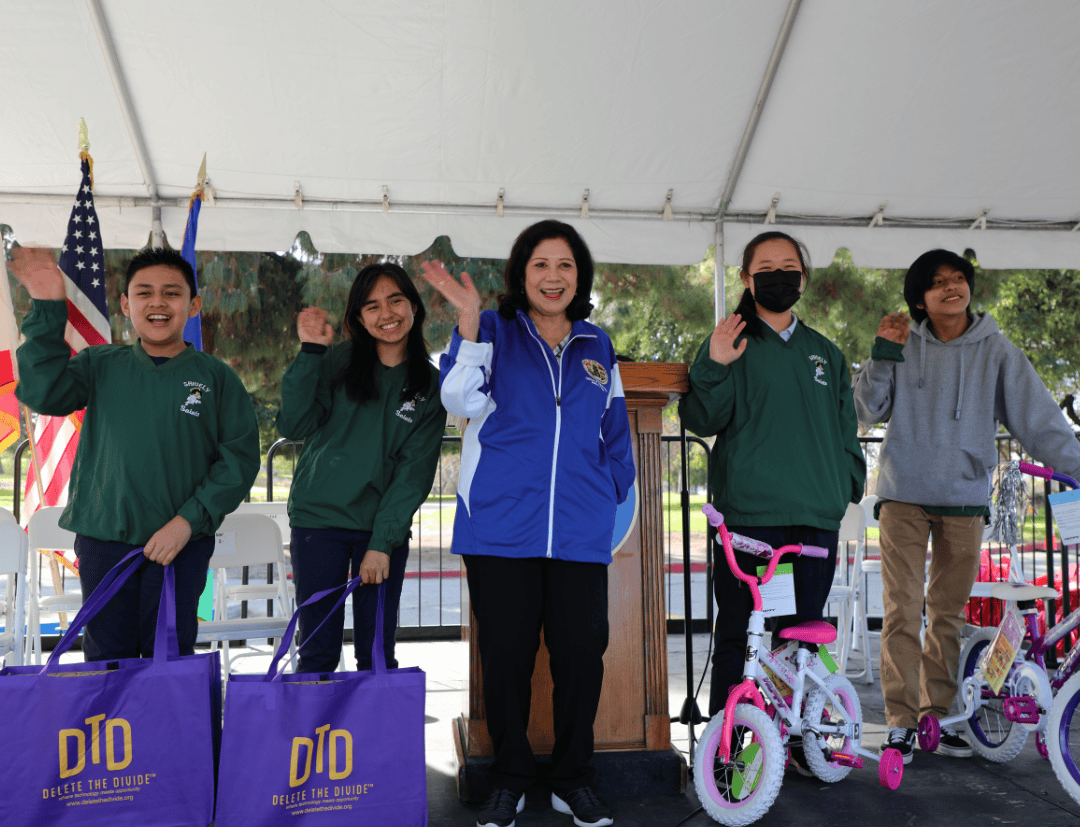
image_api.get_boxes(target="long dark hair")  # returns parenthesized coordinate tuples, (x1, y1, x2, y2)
(733, 231, 812, 340)
(497, 220, 594, 321)
(903, 249, 975, 324)
(337, 263, 432, 405)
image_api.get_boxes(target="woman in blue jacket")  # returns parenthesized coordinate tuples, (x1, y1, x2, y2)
(424, 220, 635, 827)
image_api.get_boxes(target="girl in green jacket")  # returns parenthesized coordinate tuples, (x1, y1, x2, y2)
(277, 263, 445, 672)
(680, 231, 865, 723)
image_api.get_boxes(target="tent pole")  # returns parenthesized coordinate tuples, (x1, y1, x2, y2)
(717, 0, 802, 213)
(714, 220, 724, 324)
(87, 0, 160, 205)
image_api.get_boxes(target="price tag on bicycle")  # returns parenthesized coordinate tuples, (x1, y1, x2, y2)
(755, 562, 796, 617)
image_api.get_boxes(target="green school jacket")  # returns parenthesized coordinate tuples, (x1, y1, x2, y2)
(16, 300, 261, 543)
(275, 343, 446, 553)
(679, 322, 865, 530)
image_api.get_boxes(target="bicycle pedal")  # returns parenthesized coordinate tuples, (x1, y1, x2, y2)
(1003, 696, 1039, 724)
(830, 752, 863, 769)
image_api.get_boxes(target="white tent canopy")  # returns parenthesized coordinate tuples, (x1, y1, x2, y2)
(3, 0, 1080, 270)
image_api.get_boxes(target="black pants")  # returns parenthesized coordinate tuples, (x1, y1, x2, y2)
(290, 527, 409, 673)
(75, 534, 215, 661)
(708, 524, 839, 716)
(464, 555, 609, 795)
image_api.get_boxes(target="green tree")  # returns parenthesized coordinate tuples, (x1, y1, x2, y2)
(593, 258, 716, 364)
(992, 268, 1080, 404)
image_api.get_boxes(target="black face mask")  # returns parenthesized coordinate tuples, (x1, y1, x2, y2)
(752, 269, 803, 313)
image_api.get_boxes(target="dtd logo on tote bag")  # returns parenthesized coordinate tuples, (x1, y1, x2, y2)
(272, 722, 379, 815)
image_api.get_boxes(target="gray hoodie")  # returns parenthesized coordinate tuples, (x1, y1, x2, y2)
(851, 312, 1080, 507)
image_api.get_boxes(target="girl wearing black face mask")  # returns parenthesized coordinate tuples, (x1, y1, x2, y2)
(679, 232, 866, 752)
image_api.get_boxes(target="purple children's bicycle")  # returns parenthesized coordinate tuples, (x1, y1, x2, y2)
(916, 461, 1080, 807)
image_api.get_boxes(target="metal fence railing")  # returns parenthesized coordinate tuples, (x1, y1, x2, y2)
(10, 430, 1079, 658)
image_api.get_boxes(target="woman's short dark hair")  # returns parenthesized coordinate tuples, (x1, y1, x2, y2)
(733, 231, 812, 340)
(903, 249, 976, 323)
(497, 220, 594, 321)
(124, 247, 198, 297)
(338, 262, 432, 405)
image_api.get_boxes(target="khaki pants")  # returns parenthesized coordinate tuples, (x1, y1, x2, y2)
(878, 502, 985, 729)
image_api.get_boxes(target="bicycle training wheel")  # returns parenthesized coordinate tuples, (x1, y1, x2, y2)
(694, 704, 785, 826)
(1047, 670, 1080, 807)
(957, 627, 1027, 762)
(802, 674, 863, 782)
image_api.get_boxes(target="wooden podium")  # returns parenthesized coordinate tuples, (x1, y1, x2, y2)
(453, 362, 690, 800)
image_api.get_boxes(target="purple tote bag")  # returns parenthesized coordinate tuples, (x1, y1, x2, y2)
(215, 579, 427, 827)
(0, 549, 221, 827)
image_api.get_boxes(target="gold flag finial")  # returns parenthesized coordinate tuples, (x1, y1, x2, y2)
(196, 152, 207, 190)
(78, 118, 89, 152)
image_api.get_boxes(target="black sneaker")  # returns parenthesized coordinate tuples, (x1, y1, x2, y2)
(883, 726, 916, 765)
(938, 726, 974, 758)
(477, 789, 525, 827)
(551, 787, 614, 827)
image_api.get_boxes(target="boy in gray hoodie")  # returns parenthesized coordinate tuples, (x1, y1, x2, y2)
(852, 249, 1080, 764)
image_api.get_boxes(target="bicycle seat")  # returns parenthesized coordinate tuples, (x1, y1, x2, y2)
(777, 620, 836, 645)
(989, 582, 1059, 602)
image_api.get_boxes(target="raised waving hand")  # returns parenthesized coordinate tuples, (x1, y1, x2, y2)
(420, 261, 481, 342)
(708, 313, 748, 366)
(877, 311, 910, 346)
(9, 247, 66, 301)
(297, 307, 334, 347)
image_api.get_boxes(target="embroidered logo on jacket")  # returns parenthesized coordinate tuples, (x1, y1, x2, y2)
(396, 391, 426, 423)
(808, 355, 828, 386)
(582, 359, 608, 389)
(181, 381, 210, 417)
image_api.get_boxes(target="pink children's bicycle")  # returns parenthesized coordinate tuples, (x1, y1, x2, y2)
(695, 505, 903, 826)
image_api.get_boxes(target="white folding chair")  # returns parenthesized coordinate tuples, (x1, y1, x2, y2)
(846, 495, 881, 685)
(825, 501, 866, 677)
(195, 513, 294, 673)
(26, 507, 82, 665)
(0, 514, 28, 666)
(230, 501, 294, 604)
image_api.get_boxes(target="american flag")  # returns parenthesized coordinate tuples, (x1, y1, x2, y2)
(23, 154, 110, 516)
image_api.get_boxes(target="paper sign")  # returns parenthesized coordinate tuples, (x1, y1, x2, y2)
(214, 531, 237, 556)
(757, 562, 796, 617)
(977, 604, 1024, 694)
(1048, 488, 1080, 545)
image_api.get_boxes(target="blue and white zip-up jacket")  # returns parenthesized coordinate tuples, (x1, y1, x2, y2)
(440, 309, 636, 564)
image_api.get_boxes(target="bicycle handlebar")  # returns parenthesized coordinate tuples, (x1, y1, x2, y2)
(702, 504, 829, 610)
(1019, 461, 1053, 480)
(1017, 461, 1079, 490)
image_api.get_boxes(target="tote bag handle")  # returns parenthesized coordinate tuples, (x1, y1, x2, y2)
(266, 578, 388, 680)
(42, 548, 183, 672)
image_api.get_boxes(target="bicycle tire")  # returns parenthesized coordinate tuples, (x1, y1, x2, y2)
(802, 674, 862, 782)
(1047, 670, 1080, 807)
(958, 627, 1027, 762)
(694, 704, 785, 826)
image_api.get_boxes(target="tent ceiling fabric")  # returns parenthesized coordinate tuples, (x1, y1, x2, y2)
(3, 0, 1080, 267)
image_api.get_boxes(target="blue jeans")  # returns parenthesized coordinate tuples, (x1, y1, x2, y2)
(75, 534, 215, 661)
(290, 527, 409, 673)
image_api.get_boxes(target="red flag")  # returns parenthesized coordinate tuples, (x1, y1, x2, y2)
(0, 255, 20, 452)
(23, 152, 110, 518)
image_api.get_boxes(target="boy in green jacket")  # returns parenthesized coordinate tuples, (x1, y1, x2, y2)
(13, 246, 260, 660)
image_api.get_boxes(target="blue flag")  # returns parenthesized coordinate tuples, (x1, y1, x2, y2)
(180, 191, 203, 350)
